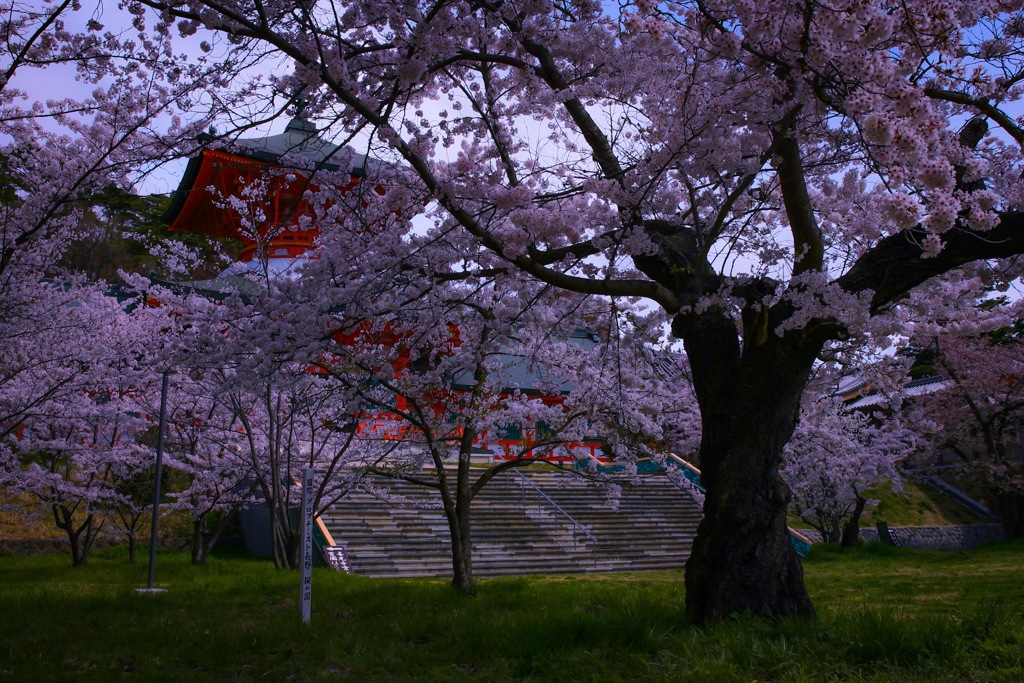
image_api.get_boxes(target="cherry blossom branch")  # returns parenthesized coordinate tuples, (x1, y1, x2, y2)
(924, 87, 1024, 148)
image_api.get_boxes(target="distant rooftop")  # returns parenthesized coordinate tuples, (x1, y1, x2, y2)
(230, 114, 383, 174)
(842, 375, 952, 410)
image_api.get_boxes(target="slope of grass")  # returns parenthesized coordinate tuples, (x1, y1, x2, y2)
(862, 478, 986, 527)
(789, 478, 987, 532)
(1, 541, 1023, 682)
(0, 492, 65, 542)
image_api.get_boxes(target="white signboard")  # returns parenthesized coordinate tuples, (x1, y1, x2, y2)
(323, 546, 351, 573)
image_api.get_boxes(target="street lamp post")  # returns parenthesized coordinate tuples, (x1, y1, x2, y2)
(137, 368, 171, 594)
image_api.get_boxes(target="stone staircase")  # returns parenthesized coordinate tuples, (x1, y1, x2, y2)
(318, 468, 702, 578)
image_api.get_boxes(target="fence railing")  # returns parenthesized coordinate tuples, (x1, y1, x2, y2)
(510, 468, 597, 542)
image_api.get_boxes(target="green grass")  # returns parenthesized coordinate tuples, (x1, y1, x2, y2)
(2, 541, 1024, 682)
(861, 479, 987, 527)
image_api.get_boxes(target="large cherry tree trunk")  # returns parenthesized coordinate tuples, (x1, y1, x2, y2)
(673, 302, 824, 622)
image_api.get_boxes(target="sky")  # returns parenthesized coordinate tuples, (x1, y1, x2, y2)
(11, 1, 287, 196)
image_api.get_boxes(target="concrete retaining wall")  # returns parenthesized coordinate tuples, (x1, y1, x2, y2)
(801, 524, 1005, 551)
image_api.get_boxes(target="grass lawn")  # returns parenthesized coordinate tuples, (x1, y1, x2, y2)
(2, 541, 1023, 682)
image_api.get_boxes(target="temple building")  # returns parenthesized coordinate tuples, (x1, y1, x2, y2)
(163, 112, 380, 282)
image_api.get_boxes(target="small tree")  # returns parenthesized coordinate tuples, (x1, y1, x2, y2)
(158, 283, 372, 569)
(912, 332, 1024, 537)
(146, 375, 255, 566)
(783, 397, 916, 546)
(170, 362, 365, 569)
(110, 464, 155, 564)
(318, 266, 673, 595)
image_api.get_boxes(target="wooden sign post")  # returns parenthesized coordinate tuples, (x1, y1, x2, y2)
(300, 468, 314, 624)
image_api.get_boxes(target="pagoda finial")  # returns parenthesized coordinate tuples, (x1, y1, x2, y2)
(284, 93, 317, 135)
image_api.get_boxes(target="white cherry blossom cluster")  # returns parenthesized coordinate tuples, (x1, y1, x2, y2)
(621, 12, 668, 39)
(922, 190, 960, 234)
(920, 232, 944, 259)
(862, 113, 894, 145)
(917, 158, 955, 190)
(886, 192, 924, 230)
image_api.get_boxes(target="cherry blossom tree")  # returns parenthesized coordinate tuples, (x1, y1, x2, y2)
(110, 461, 156, 564)
(141, 372, 254, 565)
(911, 331, 1024, 537)
(782, 396, 916, 546)
(312, 256, 674, 594)
(143, 280, 384, 570)
(226, 370, 370, 570)
(114, 0, 1024, 621)
(0, 290, 158, 565)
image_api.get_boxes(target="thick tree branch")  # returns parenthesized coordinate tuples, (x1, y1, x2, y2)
(925, 87, 1024, 148)
(838, 212, 1024, 314)
(513, 36, 627, 184)
(526, 231, 613, 265)
(775, 134, 824, 275)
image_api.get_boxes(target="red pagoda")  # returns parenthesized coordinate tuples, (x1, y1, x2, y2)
(163, 113, 377, 275)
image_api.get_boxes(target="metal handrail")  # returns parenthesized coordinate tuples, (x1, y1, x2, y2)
(916, 474, 996, 520)
(510, 469, 597, 542)
(667, 453, 705, 490)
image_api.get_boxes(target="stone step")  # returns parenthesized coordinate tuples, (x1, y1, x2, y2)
(319, 469, 701, 578)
